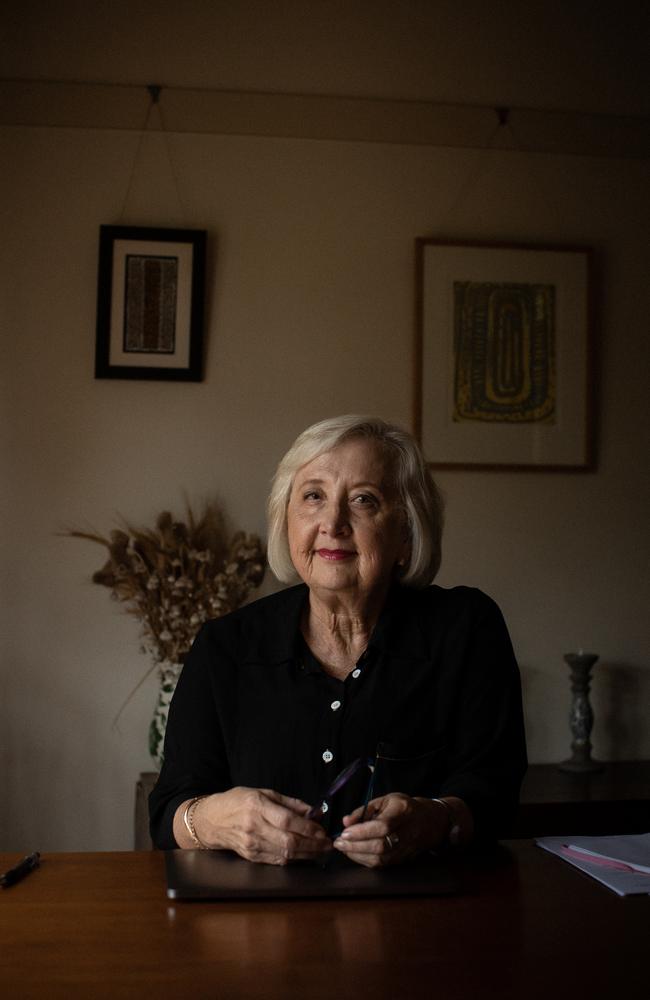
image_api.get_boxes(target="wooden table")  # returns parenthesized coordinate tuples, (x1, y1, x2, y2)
(0, 843, 646, 999)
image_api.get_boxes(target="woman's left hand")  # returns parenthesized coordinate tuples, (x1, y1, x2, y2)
(332, 793, 453, 867)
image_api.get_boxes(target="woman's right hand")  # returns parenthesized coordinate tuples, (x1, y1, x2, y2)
(173, 787, 332, 865)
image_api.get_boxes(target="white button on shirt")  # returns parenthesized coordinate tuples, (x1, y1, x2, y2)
(330, 700, 341, 711)
(351, 668, 361, 679)
(322, 750, 334, 763)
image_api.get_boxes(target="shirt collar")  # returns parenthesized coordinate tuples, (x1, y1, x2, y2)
(366, 582, 430, 661)
(241, 581, 431, 666)
(241, 583, 309, 665)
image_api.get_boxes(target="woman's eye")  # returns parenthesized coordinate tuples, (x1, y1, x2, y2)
(352, 493, 378, 507)
(303, 491, 321, 501)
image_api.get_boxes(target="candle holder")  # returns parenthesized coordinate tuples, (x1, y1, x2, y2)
(558, 652, 604, 773)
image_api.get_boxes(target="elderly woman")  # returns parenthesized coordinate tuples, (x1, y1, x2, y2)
(150, 415, 526, 866)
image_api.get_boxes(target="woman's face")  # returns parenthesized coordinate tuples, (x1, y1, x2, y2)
(286, 437, 409, 603)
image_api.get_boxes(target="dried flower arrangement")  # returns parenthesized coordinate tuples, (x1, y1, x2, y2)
(67, 503, 265, 763)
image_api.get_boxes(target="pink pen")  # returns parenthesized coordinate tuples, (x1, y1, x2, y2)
(560, 846, 642, 873)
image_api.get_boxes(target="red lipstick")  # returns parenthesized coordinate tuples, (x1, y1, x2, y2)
(316, 549, 355, 561)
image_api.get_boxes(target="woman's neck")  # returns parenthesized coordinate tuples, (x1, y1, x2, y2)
(301, 588, 386, 679)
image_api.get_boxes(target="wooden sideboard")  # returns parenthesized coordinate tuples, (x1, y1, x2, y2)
(135, 772, 159, 850)
(513, 759, 650, 836)
(135, 761, 650, 849)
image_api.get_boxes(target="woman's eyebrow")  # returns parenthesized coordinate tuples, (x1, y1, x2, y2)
(352, 482, 384, 491)
(294, 476, 387, 494)
(296, 477, 325, 488)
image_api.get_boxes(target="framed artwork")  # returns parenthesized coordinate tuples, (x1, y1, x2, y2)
(95, 225, 206, 381)
(414, 239, 595, 471)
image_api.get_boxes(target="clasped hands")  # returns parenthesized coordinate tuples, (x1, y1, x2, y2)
(183, 786, 453, 867)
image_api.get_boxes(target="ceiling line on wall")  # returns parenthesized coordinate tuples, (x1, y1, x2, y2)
(1, 78, 648, 160)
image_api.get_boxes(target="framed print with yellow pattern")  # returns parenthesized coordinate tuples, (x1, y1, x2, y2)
(415, 240, 595, 470)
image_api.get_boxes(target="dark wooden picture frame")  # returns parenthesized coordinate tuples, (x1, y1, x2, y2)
(95, 225, 206, 381)
(415, 238, 596, 471)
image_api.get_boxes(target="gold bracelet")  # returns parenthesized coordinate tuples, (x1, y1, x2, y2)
(182, 795, 209, 849)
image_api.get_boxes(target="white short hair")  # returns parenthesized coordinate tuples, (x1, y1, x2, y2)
(267, 415, 443, 588)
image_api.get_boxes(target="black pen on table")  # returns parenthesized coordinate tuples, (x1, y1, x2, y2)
(0, 852, 41, 888)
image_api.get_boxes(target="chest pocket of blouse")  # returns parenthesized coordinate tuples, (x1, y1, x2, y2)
(372, 741, 447, 799)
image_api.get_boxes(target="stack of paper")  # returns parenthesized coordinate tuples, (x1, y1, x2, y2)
(536, 833, 650, 896)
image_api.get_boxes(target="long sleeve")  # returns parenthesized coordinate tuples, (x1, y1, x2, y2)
(436, 589, 527, 838)
(148, 623, 234, 849)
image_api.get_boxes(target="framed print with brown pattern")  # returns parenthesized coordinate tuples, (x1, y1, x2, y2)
(95, 225, 206, 381)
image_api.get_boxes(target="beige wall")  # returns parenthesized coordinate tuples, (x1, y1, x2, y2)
(1, 2, 649, 851)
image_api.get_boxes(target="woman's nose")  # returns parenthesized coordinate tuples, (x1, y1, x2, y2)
(319, 500, 350, 535)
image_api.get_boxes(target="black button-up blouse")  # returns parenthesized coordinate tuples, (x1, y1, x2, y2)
(149, 583, 527, 848)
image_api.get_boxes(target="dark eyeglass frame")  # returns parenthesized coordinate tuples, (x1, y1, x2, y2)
(307, 756, 376, 825)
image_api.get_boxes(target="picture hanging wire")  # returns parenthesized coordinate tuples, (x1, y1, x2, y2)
(435, 105, 561, 231)
(117, 83, 189, 224)
(435, 106, 513, 230)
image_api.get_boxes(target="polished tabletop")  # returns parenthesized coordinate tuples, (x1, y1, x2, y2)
(0, 842, 646, 999)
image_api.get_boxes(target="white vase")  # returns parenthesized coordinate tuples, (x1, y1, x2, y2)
(149, 662, 182, 768)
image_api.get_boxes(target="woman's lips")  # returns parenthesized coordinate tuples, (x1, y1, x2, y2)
(315, 548, 355, 561)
